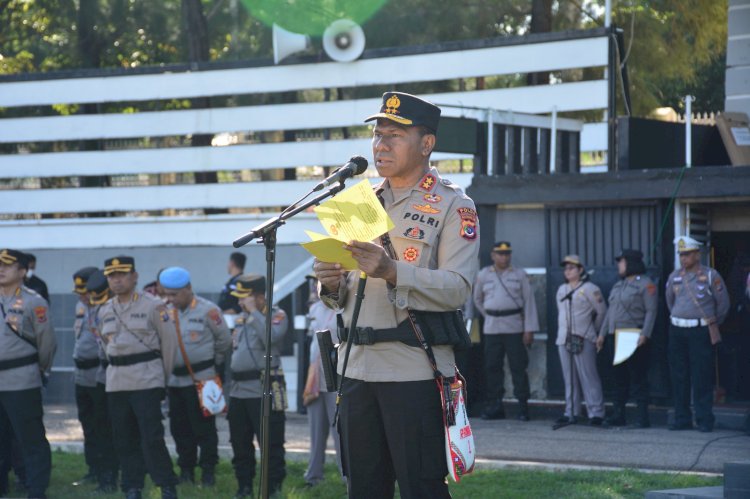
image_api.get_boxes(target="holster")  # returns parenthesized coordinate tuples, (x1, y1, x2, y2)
(316, 329, 338, 392)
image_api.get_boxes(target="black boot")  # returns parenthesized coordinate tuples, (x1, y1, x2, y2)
(201, 468, 215, 487)
(161, 485, 178, 499)
(604, 404, 626, 427)
(481, 399, 506, 420)
(517, 400, 530, 421)
(179, 467, 194, 484)
(94, 471, 118, 493)
(635, 403, 650, 428)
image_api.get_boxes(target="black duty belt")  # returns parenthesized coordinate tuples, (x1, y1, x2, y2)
(109, 350, 161, 366)
(486, 308, 522, 317)
(346, 320, 420, 347)
(101, 359, 109, 368)
(0, 353, 39, 371)
(231, 370, 284, 382)
(74, 357, 101, 370)
(173, 358, 214, 376)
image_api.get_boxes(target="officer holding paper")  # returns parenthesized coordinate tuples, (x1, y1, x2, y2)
(597, 249, 657, 428)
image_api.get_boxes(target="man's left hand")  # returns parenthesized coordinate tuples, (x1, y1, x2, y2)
(346, 241, 397, 285)
(522, 331, 534, 347)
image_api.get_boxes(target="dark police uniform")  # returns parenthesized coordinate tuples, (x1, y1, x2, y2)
(227, 275, 288, 497)
(473, 241, 539, 420)
(666, 237, 730, 432)
(599, 250, 657, 427)
(98, 256, 179, 498)
(162, 267, 231, 486)
(72, 267, 118, 491)
(0, 249, 56, 499)
(319, 93, 480, 499)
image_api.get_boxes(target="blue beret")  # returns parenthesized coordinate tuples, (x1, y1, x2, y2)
(159, 267, 191, 289)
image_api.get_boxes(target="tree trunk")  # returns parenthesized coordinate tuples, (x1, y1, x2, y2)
(527, 0, 552, 86)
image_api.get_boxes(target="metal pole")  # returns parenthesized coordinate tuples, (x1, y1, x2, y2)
(487, 109, 494, 176)
(605, 0, 612, 28)
(549, 106, 557, 174)
(685, 95, 693, 168)
(674, 200, 683, 269)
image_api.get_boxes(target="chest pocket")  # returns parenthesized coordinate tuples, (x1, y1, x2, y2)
(392, 219, 440, 267)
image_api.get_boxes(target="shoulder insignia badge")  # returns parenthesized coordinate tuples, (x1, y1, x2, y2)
(34, 306, 48, 324)
(208, 308, 223, 326)
(160, 309, 171, 323)
(457, 207, 478, 241)
(646, 283, 656, 296)
(713, 278, 723, 292)
(272, 311, 285, 325)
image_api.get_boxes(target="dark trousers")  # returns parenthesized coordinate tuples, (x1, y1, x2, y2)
(338, 378, 450, 499)
(227, 396, 286, 492)
(608, 336, 650, 406)
(0, 388, 51, 497)
(668, 324, 715, 428)
(168, 385, 218, 472)
(76, 383, 118, 477)
(108, 388, 177, 490)
(484, 333, 530, 401)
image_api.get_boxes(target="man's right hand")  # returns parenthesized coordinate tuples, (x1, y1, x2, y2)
(313, 259, 346, 293)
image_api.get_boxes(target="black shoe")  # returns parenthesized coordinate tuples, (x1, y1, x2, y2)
(669, 422, 693, 431)
(589, 417, 604, 426)
(73, 470, 97, 486)
(179, 468, 195, 484)
(555, 415, 576, 424)
(125, 489, 143, 499)
(94, 482, 118, 494)
(201, 469, 215, 487)
(482, 400, 506, 420)
(161, 485, 178, 499)
(234, 485, 253, 499)
(517, 400, 530, 421)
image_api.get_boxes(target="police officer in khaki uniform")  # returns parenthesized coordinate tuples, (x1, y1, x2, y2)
(474, 241, 539, 421)
(556, 255, 607, 425)
(158, 267, 231, 487)
(596, 249, 657, 428)
(666, 236, 730, 432)
(0, 249, 56, 499)
(72, 267, 118, 492)
(227, 275, 288, 498)
(98, 256, 179, 499)
(314, 92, 480, 499)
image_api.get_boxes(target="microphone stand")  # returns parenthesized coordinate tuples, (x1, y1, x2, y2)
(232, 181, 347, 499)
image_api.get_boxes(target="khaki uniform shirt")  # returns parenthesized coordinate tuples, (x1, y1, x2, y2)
(99, 292, 178, 392)
(85, 302, 109, 385)
(322, 168, 480, 382)
(73, 301, 101, 387)
(666, 265, 730, 324)
(229, 306, 288, 399)
(0, 286, 56, 391)
(601, 275, 658, 339)
(556, 281, 607, 345)
(473, 266, 539, 334)
(169, 296, 232, 388)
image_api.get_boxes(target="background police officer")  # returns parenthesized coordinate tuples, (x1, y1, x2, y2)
(159, 266, 231, 487)
(314, 92, 480, 498)
(71, 266, 118, 492)
(597, 249, 657, 428)
(227, 274, 288, 498)
(666, 236, 730, 432)
(474, 241, 539, 421)
(0, 249, 56, 499)
(98, 256, 179, 499)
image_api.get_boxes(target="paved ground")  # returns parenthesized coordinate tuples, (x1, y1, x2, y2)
(44, 402, 749, 475)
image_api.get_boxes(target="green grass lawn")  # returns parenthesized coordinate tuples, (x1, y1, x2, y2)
(3, 450, 722, 498)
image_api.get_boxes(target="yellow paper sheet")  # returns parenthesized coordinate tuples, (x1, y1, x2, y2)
(300, 180, 395, 268)
(314, 179, 394, 242)
(613, 329, 641, 365)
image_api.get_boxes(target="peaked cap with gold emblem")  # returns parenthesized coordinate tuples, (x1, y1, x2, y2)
(492, 241, 512, 253)
(86, 269, 111, 305)
(365, 91, 441, 132)
(103, 255, 135, 275)
(0, 249, 29, 269)
(72, 266, 99, 294)
(674, 235, 701, 254)
(230, 274, 266, 298)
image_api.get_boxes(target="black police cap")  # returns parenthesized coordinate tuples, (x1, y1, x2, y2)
(73, 266, 99, 293)
(104, 255, 135, 275)
(365, 92, 441, 133)
(0, 249, 29, 269)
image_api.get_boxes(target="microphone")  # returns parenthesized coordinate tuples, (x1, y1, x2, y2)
(313, 155, 368, 192)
